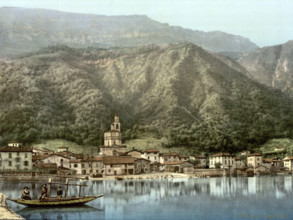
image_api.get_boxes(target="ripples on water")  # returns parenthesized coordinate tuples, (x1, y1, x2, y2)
(1, 176, 293, 220)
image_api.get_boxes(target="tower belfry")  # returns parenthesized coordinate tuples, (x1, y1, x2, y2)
(111, 114, 120, 132)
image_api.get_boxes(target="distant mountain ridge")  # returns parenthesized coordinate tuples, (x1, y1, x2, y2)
(0, 43, 292, 153)
(0, 7, 258, 58)
(238, 40, 293, 97)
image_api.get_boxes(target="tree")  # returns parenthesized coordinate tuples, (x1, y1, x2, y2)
(215, 162, 222, 169)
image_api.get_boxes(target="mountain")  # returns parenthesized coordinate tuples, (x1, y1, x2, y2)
(238, 41, 293, 97)
(0, 7, 258, 58)
(1, 43, 293, 153)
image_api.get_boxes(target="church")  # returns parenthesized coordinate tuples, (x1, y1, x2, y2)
(99, 115, 127, 156)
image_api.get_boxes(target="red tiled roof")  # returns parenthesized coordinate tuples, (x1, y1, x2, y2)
(210, 152, 235, 157)
(0, 146, 33, 152)
(103, 156, 135, 165)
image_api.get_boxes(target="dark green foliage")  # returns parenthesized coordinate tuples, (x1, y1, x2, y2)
(1, 43, 293, 153)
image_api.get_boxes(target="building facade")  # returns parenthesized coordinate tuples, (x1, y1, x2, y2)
(142, 149, 160, 163)
(103, 156, 135, 176)
(0, 145, 32, 171)
(209, 152, 235, 169)
(247, 153, 263, 168)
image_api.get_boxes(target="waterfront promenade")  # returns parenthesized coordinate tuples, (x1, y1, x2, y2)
(0, 192, 23, 220)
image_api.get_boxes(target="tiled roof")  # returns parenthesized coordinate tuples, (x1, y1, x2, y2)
(126, 149, 142, 153)
(179, 155, 189, 158)
(100, 145, 127, 148)
(210, 152, 235, 157)
(134, 158, 151, 162)
(283, 156, 293, 161)
(35, 153, 70, 160)
(103, 156, 135, 165)
(32, 155, 49, 162)
(82, 156, 104, 162)
(0, 146, 33, 152)
(69, 159, 82, 163)
(263, 158, 273, 163)
(35, 163, 57, 169)
(163, 161, 190, 165)
(33, 147, 54, 152)
(234, 157, 242, 161)
(161, 152, 179, 156)
(194, 155, 205, 159)
(143, 149, 160, 153)
(248, 153, 262, 156)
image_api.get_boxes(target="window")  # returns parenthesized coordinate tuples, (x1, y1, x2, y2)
(82, 164, 85, 168)
(25, 153, 28, 158)
(74, 164, 78, 168)
(15, 157, 20, 162)
(17, 152, 20, 156)
(148, 157, 150, 160)
(0, 161, 1, 166)
(9, 153, 12, 158)
(24, 161, 29, 166)
(9, 161, 12, 166)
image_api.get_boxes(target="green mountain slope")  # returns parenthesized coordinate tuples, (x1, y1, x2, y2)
(0, 44, 293, 153)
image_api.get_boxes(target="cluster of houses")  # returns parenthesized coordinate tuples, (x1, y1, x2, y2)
(1, 115, 293, 176)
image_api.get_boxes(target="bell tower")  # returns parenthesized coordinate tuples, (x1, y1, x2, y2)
(111, 114, 120, 132)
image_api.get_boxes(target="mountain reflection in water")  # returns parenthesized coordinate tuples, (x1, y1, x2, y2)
(1, 176, 293, 220)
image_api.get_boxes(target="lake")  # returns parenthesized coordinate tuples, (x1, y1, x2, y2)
(1, 176, 293, 220)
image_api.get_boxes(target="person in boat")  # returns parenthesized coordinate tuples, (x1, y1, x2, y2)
(21, 187, 31, 200)
(57, 186, 63, 199)
(39, 184, 48, 200)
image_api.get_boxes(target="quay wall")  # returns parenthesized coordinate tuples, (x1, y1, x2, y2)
(194, 169, 227, 177)
(0, 192, 24, 220)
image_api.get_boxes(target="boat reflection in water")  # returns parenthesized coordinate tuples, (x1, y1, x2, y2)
(2, 176, 293, 220)
(18, 205, 104, 220)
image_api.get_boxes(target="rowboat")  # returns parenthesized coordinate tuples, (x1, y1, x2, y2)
(7, 195, 103, 207)
(7, 178, 103, 207)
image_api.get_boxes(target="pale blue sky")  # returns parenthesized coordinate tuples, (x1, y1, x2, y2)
(1, 0, 292, 47)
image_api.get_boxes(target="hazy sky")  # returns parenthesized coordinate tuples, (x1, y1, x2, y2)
(1, 0, 292, 47)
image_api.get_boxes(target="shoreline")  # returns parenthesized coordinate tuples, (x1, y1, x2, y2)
(0, 171, 291, 182)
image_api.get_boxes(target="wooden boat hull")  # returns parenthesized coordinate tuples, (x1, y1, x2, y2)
(7, 195, 103, 207)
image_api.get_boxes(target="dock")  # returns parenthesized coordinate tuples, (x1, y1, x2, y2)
(0, 192, 24, 220)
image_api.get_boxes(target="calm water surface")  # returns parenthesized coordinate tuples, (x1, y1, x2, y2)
(1, 176, 293, 220)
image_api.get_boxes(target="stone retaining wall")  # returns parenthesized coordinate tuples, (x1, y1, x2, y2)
(0, 192, 24, 220)
(194, 168, 228, 177)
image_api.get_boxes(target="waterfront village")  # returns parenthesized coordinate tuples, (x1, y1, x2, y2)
(0, 115, 293, 179)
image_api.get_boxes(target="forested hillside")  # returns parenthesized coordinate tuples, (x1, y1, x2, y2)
(1, 44, 293, 153)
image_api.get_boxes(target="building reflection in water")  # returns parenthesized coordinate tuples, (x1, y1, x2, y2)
(1, 176, 293, 220)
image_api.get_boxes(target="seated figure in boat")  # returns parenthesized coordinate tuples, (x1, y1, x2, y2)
(57, 186, 63, 199)
(21, 187, 31, 200)
(39, 184, 48, 200)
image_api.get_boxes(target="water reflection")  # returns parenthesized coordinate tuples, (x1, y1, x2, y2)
(1, 176, 293, 220)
